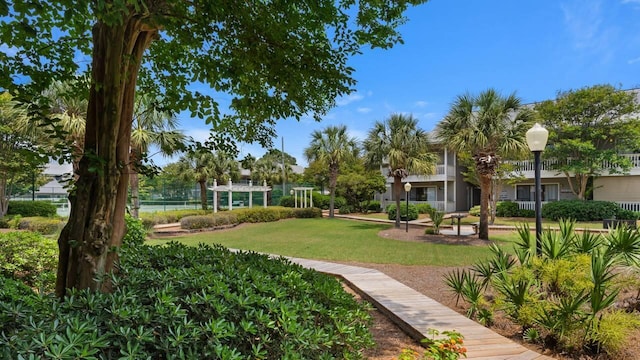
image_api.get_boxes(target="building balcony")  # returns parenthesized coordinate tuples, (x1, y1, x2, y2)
(385, 164, 457, 183)
(508, 153, 640, 179)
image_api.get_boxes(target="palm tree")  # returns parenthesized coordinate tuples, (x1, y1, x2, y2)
(129, 95, 185, 217)
(436, 88, 533, 240)
(177, 151, 240, 210)
(363, 114, 437, 228)
(304, 125, 357, 217)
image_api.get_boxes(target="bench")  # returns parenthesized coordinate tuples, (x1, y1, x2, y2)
(471, 222, 479, 234)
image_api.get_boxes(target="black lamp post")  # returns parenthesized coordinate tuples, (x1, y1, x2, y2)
(526, 123, 549, 256)
(404, 182, 412, 233)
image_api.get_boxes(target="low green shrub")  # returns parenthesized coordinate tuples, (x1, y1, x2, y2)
(293, 207, 322, 218)
(0, 217, 9, 228)
(0, 231, 58, 289)
(7, 201, 57, 217)
(180, 215, 216, 230)
(542, 200, 621, 221)
(212, 212, 239, 226)
(16, 217, 65, 235)
(415, 203, 434, 214)
(338, 205, 353, 214)
(387, 203, 418, 221)
(496, 201, 519, 217)
(276, 207, 295, 219)
(312, 193, 346, 210)
(616, 209, 639, 220)
(279, 195, 294, 207)
(518, 209, 535, 218)
(469, 205, 480, 216)
(234, 207, 281, 223)
(361, 200, 382, 213)
(122, 215, 146, 247)
(0, 243, 374, 359)
(139, 209, 210, 228)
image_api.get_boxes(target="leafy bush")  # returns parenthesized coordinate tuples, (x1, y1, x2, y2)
(7, 201, 57, 217)
(616, 209, 639, 220)
(0, 243, 374, 359)
(427, 208, 445, 234)
(446, 220, 640, 356)
(212, 212, 239, 226)
(496, 201, 519, 217)
(0, 231, 57, 289)
(0, 217, 9, 228)
(542, 200, 621, 221)
(139, 209, 210, 228)
(415, 203, 434, 214)
(518, 209, 535, 218)
(338, 205, 353, 214)
(293, 207, 323, 218)
(279, 195, 294, 207)
(235, 207, 281, 223)
(386, 203, 418, 221)
(180, 215, 217, 230)
(311, 193, 346, 210)
(469, 205, 480, 216)
(361, 200, 381, 213)
(16, 216, 65, 235)
(122, 215, 146, 247)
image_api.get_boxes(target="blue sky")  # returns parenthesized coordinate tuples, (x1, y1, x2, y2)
(152, 1, 638, 166)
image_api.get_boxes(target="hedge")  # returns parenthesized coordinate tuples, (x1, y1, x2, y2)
(7, 201, 57, 217)
(542, 200, 623, 221)
(386, 203, 418, 221)
(180, 206, 322, 230)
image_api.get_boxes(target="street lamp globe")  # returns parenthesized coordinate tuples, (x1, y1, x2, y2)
(526, 123, 549, 152)
(404, 182, 412, 193)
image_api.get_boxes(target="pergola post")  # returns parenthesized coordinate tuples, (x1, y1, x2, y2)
(294, 189, 298, 208)
(263, 180, 267, 208)
(228, 180, 233, 211)
(213, 179, 218, 213)
(249, 180, 253, 208)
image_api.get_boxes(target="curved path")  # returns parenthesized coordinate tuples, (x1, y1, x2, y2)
(286, 256, 553, 360)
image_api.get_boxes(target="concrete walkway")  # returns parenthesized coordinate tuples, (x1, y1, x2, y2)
(286, 256, 553, 360)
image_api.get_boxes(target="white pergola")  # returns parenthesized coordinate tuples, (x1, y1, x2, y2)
(290, 187, 315, 208)
(209, 179, 271, 213)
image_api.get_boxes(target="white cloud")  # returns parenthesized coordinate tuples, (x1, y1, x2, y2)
(621, 0, 640, 3)
(628, 56, 640, 64)
(184, 128, 212, 143)
(335, 93, 364, 106)
(357, 107, 372, 114)
(414, 100, 428, 108)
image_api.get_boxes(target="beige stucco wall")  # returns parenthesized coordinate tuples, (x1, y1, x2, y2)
(594, 176, 640, 202)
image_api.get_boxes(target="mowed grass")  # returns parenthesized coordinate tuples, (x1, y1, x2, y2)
(150, 218, 494, 266)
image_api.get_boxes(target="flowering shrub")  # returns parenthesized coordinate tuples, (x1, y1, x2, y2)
(396, 329, 466, 360)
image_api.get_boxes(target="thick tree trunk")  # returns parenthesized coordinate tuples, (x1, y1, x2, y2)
(199, 180, 208, 210)
(478, 175, 491, 240)
(393, 176, 401, 228)
(55, 19, 157, 297)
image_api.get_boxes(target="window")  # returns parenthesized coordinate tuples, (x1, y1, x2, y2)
(414, 187, 437, 201)
(515, 184, 559, 201)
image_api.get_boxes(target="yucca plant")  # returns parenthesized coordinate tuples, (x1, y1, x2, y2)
(603, 226, 640, 267)
(514, 223, 535, 265)
(589, 253, 619, 316)
(461, 276, 484, 319)
(471, 261, 494, 289)
(541, 231, 573, 260)
(444, 269, 470, 307)
(571, 229, 602, 254)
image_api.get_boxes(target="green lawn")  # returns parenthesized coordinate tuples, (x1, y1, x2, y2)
(150, 218, 495, 266)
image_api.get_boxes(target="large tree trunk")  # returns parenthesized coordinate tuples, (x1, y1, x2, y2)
(393, 176, 401, 228)
(55, 19, 157, 298)
(328, 165, 338, 218)
(478, 174, 491, 240)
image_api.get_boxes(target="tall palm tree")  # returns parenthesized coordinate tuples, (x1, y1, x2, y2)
(177, 151, 240, 210)
(129, 95, 185, 217)
(304, 125, 357, 217)
(363, 114, 437, 228)
(436, 88, 533, 240)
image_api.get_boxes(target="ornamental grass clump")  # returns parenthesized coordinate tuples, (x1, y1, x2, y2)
(445, 219, 640, 358)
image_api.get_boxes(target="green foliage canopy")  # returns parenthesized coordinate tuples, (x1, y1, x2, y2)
(535, 84, 640, 200)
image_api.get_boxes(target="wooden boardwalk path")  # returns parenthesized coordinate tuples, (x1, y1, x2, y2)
(287, 257, 553, 360)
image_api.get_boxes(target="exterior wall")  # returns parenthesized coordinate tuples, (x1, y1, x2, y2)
(594, 176, 640, 202)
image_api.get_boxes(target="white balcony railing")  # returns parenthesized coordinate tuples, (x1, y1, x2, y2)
(510, 153, 640, 173)
(516, 201, 640, 213)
